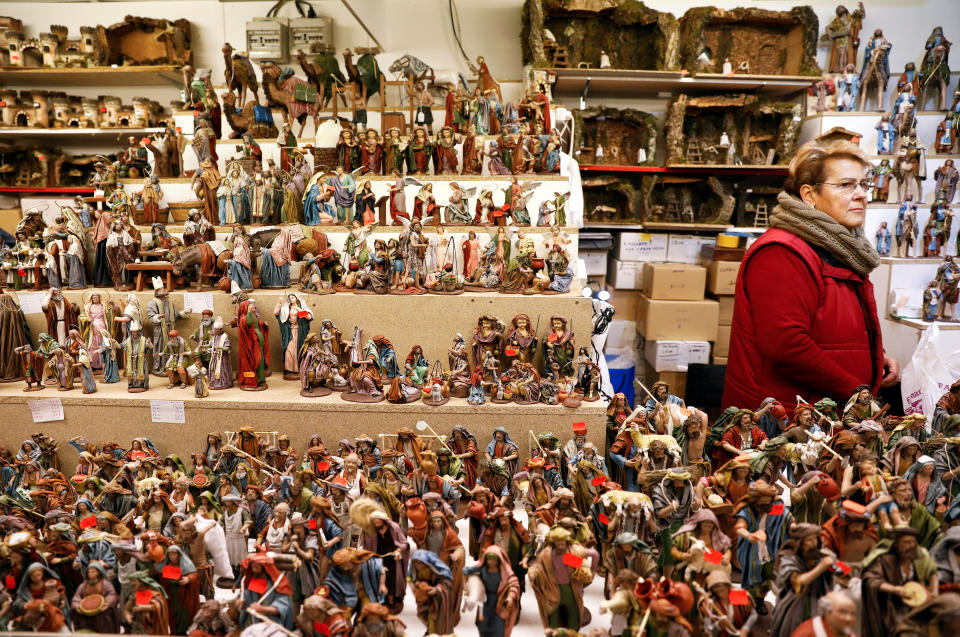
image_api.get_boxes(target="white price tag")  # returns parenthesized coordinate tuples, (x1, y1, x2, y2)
(17, 292, 46, 314)
(150, 400, 185, 424)
(28, 398, 64, 423)
(182, 292, 214, 315)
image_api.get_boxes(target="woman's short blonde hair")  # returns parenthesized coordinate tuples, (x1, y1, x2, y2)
(784, 140, 871, 196)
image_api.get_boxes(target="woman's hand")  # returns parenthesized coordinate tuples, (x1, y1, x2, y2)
(880, 354, 900, 388)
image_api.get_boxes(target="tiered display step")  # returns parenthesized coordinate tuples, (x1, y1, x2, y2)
(13, 288, 593, 375)
(0, 64, 183, 87)
(0, 127, 165, 140)
(549, 68, 814, 97)
(0, 381, 607, 455)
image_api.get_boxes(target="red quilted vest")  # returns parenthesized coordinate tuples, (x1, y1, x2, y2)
(721, 228, 884, 414)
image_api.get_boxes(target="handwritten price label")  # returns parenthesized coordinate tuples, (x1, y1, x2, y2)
(182, 292, 214, 314)
(150, 400, 185, 424)
(28, 398, 64, 423)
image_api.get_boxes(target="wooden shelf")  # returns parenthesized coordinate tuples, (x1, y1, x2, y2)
(583, 222, 644, 230)
(135, 224, 581, 235)
(580, 165, 666, 174)
(0, 186, 94, 194)
(580, 164, 788, 176)
(550, 68, 815, 97)
(666, 164, 788, 173)
(642, 221, 731, 232)
(880, 256, 943, 265)
(893, 316, 960, 331)
(803, 110, 951, 122)
(0, 65, 182, 87)
(0, 127, 164, 140)
(582, 221, 731, 232)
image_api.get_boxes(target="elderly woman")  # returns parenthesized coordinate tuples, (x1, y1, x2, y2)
(723, 140, 897, 416)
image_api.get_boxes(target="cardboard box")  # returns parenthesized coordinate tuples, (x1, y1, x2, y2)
(707, 260, 740, 295)
(658, 370, 687, 400)
(642, 262, 706, 301)
(608, 258, 645, 289)
(614, 232, 668, 262)
(888, 288, 923, 319)
(713, 295, 735, 326)
(607, 283, 640, 321)
(713, 325, 732, 357)
(637, 295, 720, 341)
(582, 250, 608, 276)
(713, 356, 728, 365)
(667, 234, 715, 264)
(643, 339, 712, 372)
(607, 319, 638, 349)
(0, 208, 20, 236)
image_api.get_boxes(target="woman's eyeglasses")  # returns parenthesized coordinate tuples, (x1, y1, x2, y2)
(817, 179, 874, 193)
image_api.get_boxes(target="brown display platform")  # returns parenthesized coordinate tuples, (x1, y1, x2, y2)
(17, 289, 593, 377)
(0, 381, 606, 456)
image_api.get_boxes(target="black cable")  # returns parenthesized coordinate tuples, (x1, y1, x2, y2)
(591, 302, 615, 401)
(593, 304, 615, 336)
(448, 0, 472, 66)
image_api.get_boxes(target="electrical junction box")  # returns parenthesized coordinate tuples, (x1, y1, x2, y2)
(289, 17, 333, 56)
(246, 17, 289, 62)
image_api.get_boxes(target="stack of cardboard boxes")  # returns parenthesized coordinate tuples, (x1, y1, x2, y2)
(706, 260, 740, 365)
(602, 231, 743, 401)
(636, 260, 719, 397)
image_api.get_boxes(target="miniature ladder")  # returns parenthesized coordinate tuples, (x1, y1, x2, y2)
(686, 141, 703, 164)
(552, 46, 569, 68)
(753, 201, 769, 227)
(664, 201, 682, 222)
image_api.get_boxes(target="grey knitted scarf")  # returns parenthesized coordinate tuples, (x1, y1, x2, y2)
(769, 192, 881, 277)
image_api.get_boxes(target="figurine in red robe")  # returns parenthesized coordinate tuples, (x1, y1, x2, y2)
(230, 286, 269, 390)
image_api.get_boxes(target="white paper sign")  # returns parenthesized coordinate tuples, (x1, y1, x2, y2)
(182, 292, 214, 315)
(17, 292, 46, 315)
(150, 400, 185, 424)
(29, 398, 64, 423)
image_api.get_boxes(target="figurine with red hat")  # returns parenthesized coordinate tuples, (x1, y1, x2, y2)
(822, 499, 879, 565)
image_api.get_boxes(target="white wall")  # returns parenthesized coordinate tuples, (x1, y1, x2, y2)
(5, 0, 958, 97)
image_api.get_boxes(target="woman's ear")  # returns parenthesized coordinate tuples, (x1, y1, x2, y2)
(798, 184, 817, 208)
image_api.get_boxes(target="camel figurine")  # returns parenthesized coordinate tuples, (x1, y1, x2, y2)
(222, 43, 260, 106)
(296, 45, 346, 110)
(342, 48, 383, 106)
(220, 91, 278, 140)
(258, 61, 320, 137)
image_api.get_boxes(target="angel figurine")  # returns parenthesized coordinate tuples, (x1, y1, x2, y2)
(445, 182, 474, 224)
(538, 191, 570, 227)
(506, 177, 540, 226)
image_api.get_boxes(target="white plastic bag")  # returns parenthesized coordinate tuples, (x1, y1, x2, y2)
(901, 324, 960, 417)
